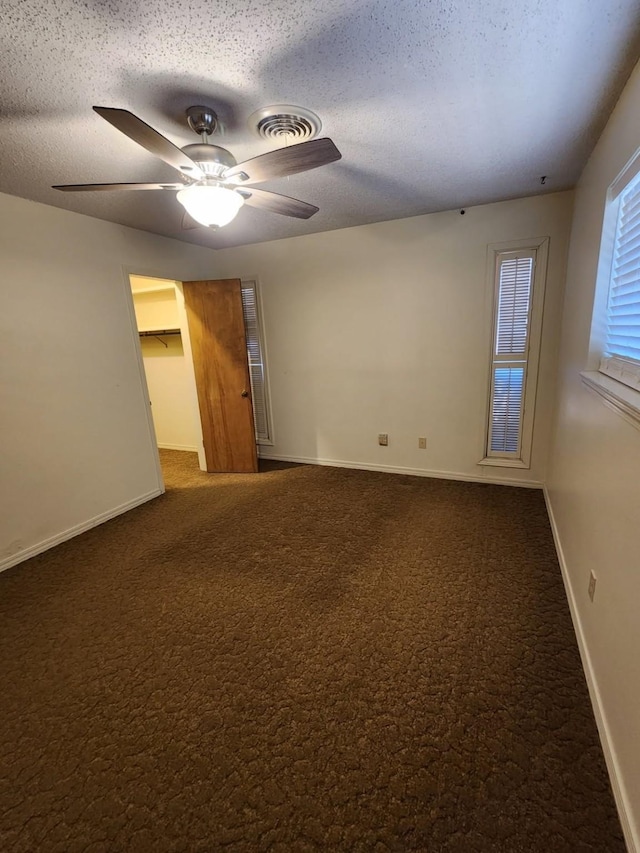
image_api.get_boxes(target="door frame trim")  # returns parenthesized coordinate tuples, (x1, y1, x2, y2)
(118, 264, 166, 493)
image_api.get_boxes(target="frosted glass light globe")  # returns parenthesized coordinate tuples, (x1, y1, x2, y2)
(177, 185, 244, 227)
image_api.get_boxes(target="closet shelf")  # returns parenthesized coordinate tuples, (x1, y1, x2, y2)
(138, 328, 181, 337)
(133, 285, 177, 295)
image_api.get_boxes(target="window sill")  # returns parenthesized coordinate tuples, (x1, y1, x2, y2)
(477, 457, 529, 469)
(580, 371, 640, 431)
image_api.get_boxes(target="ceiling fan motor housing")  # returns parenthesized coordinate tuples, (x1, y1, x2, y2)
(181, 143, 237, 178)
(185, 105, 218, 136)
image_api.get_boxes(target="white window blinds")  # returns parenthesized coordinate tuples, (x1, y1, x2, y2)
(241, 282, 271, 443)
(489, 367, 525, 454)
(604, 174, 640, 366)
(487, 252, 536, 459)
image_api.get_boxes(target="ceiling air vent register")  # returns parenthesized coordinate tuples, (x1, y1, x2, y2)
(249, 105, 322, 142)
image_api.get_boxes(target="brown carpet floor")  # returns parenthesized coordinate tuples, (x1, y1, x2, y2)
(0, 450, 624, 852)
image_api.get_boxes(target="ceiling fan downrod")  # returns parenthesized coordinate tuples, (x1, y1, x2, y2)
(185, 105, 218, 139)
(182, 106, 237, 178)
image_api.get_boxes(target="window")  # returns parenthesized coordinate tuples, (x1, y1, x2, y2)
(481, 239, 549, 468)
(582, 150, 640, 429)
(241, 281, 273, 444)
(599, 167, 640, 391)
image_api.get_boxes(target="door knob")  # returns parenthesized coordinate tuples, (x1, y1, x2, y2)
(241, 390, 249, 398)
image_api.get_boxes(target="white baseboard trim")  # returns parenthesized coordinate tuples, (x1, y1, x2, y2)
(157, 443, 199, 452)
(543, 487, 637, 853)
(258, 452, 542, 488)
(0, 488, 163, 575)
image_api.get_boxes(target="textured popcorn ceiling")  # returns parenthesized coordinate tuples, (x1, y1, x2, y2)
(1, 0, 640, 249)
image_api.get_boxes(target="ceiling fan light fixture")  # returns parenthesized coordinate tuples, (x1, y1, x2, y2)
(176, 184, 244, 227)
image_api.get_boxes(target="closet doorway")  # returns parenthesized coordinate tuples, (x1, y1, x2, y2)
(130, 275, 203, 462)
(129, 275, 259, 474)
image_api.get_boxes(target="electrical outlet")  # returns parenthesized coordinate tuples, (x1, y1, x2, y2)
(378, 433, 388, 446)
(588, 571, 597, 602)
(418, 437, 427, 449)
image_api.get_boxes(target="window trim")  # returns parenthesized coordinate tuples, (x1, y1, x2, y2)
(479, 236, 549, 470)
(241, 279, 274, 446)
(580, 370, 640, 431)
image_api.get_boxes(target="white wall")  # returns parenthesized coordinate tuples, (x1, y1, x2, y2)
(0, 192, 218, 572)
(214, 192, 573, 485)
(547, 62, 640, 850)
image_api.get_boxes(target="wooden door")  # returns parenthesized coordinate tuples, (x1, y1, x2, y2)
(182, 279, 258, 473)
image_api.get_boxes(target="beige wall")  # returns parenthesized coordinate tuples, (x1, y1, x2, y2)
(214, 192, 573, 486)
(547, 62, 640, 849)
(0, 193, 218, 572)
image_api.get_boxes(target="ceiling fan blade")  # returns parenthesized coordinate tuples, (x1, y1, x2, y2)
(223, 138, 341, 185)
(93, 107, 204, 180)
(52, 182, 186, 192)
(239, 187, 319, 219)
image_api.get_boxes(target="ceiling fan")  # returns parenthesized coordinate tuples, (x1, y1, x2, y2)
(53, 105, 342, 228)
